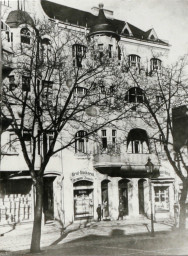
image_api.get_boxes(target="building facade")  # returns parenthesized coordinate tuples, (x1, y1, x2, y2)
(0, 0, 180, 226)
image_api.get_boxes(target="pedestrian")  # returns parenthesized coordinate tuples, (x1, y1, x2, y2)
(118, 202, 124, 220)
(174, 202, 179, 228)
(96, 204, 102, 221)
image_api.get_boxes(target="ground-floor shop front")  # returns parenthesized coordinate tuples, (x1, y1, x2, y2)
(62, 167, 176, 225)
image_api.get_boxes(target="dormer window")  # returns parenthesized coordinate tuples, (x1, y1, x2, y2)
(124, 29, 130, 35)
(72, 44, 87, 67)
(20, 28, 30, 44)
(150, 58, 161, 71)
(74, 86, 87, 97)
(128, 55, 140, 68)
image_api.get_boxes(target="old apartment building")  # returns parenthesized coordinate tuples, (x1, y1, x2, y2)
(0, 0, 180, 226)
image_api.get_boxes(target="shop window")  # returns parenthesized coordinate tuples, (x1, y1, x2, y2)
(125, 87, 145, 104)
(108, 44, 112, 58)
(127, 128, 149, 153)
(154, 186, 169, 212)
(74, 180, 93, 219)
(72, 44, 87, 67)
(150, 58, 161, 72)
(101, 129, 107, 150)
(128, 55, 140, 68)
(75, 130, 88, 153)
(22, 76, 31, 92)
(20, 28, 30, 44)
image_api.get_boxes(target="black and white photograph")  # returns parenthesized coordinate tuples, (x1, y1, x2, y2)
(0, 0, 188, 255)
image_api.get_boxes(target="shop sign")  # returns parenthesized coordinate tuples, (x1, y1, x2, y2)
(71, 170, 94, 183)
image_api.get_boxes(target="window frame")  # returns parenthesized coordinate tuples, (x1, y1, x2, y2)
(128, 54, 140, 68)
(20, 27, 31, 45)
(75, 130, 88, 154)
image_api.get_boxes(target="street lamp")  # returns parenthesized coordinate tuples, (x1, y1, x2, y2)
(145, 157, 155, 237)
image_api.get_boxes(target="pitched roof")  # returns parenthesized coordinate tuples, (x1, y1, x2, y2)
(41, 0, 168, 46)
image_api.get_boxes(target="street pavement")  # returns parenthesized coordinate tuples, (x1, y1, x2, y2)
(0, 218, 188, 256)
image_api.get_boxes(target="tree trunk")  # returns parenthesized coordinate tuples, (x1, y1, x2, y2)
(30, 177, 43, 253)
(179, 179, 188, 230)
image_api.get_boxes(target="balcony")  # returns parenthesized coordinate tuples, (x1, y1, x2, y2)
(93, 145, 160, 178)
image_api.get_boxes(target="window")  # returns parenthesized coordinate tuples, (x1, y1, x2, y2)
(72, 44, 87, 67)
(127, 128, 149, 154)
(43, 131, 54, 155)
(150, 58, 161, 71)
(9, 75, 16, 91)
(129, 55, 140, 68)
(9, 133, 17, 152)
(112, 129, 116, 147)
(108, 44, 112, 58)
(6, 31, 13, 42)
(75, 130, 88, 153)
(118, 45, 121, 61)
(42, 80, 53, 106)
(74, 86, 87, 97)
(22, 76, 31, 92)
(41, 38, 51, 58)
(98, 44, 103, 59)
(154, 186, 169, 212)
(23, 131, 32, 152)
(101, 129, 107, 150)
(156, 95, 163, 104)
(125, 87, 145, 104)
(20, 28, 30, 44)
(123, 28, 130, 36)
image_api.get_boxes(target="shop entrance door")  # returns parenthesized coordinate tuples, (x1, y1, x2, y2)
(138, 179, 146, 214)
(101, 180, 110, 219)
(43, 177, 54, 222)
(118, 179, 129, 216)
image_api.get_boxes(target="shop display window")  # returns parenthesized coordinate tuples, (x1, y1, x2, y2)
(154, 186, 169, 212)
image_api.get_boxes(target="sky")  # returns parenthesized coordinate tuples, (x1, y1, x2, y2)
(49, 0, 188, 63)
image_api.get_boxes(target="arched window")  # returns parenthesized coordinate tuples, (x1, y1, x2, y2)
(75, 130, 88, 153)
(128, 55, 140, 68)
(127, 128, 149, 153)
(72, 44, 87, 67)
(125, 87, 145, 104)
(20, 28, 30, 44)
(150, 58, 161, 71)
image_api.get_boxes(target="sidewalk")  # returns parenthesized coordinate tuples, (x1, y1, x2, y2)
(0, 217, 174, 254)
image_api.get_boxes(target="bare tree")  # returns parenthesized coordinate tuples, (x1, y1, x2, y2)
(126, 55, 188, 230)
(1, 19, 130, 252)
